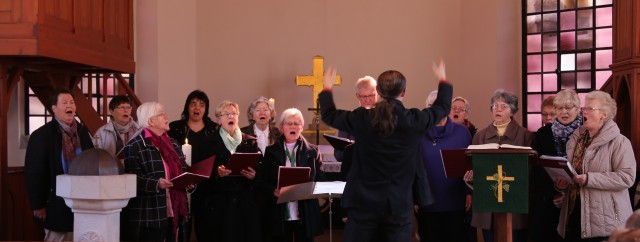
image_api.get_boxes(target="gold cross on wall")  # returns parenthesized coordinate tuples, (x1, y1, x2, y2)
(295, 56, 342, 108)
(486, 165, 515, 203)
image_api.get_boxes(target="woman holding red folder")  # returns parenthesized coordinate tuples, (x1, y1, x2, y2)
(123, 102, 191, 242)
(260, 108, 325, 242)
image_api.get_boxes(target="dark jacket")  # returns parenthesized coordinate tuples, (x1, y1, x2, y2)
(319, 81, 453, 214)
(531, 123, 564, 241)
(25, 119, 94, 231)
(168, 118, 219, 163)
(470, 120, 534, 230)
(123, 129, 187, 229)
(190, 127, 261, 242)
(260, 135, 325, 238)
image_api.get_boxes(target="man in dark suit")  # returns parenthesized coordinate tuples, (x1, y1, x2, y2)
(319, 63, 453, 242)
(25, 88, 95, 241)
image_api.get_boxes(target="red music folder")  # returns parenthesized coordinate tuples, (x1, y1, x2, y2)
(440, 149, 472, 178)
(226, 152, 262, 176)
(170, 155, 215, 189)
(277, 166, 311, 188)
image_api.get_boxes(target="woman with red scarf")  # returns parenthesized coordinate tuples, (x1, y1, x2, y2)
(123, 102, 191, 242)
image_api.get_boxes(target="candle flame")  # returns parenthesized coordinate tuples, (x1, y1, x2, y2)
(185, 138, 189, 144)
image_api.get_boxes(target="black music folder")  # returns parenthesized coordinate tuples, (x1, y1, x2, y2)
(538, 155, 577, 184)
(323, 134, 354, 151)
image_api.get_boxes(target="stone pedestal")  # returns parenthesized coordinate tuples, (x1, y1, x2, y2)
(56, 174, 136, 242)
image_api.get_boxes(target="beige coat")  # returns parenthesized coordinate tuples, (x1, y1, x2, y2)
(558, 119, 636, 238)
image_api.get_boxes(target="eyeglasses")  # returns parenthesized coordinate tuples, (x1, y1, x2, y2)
(254, 108, 270, 113)
(555, 106, 576, 112)
(218, 112, 239, 117)
(451, 107, 468, 112)
(115, 106, 132, 111)
(580, 107, 601, 112)
(152, 113, 167, 119)
(490, 104, 510, 110)
(283, 121, 302, 127)
(541, 112, 557, 117)
(357, 94, 376, 99)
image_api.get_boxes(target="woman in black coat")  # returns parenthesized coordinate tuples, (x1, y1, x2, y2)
(532, 89, 582, 242)
(260, 108, 325, 242)
(191, 100, 262, 242)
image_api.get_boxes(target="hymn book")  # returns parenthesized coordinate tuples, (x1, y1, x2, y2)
(538, 155, 577, 184)
(467, 143, 532, 150)
(277, 166, 311, 188)
(170, 155, 215, 189)
(226, 152, 262, 176)
(440, 149, 472, 178)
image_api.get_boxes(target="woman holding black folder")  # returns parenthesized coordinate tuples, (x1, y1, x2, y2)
(190, 100, 262, 242)
(260, 108, 325, 242)
(532, 89, 582, 242)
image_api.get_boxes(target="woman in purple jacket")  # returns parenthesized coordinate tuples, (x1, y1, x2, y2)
(415, 91, 472, 242)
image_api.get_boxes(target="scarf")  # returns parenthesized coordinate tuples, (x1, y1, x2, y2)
(551, 115, 582, 158)
(220, 127, 242, 154)
(112, 120, 137, 159)
(568, 130, 593, 215)
(146, 128, 187, 236)
(493, 119, 511, 137)
(254, 124, 270, 155)
(56, 117, 80, 170)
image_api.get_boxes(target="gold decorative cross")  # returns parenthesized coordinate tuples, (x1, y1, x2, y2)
(295, 56, 342, 108)
(486, 165, 515, 203)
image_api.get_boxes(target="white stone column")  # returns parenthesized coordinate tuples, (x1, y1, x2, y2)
(57, 174, 136, 242)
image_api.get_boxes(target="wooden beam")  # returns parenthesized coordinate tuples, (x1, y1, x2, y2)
(0, 65, 22, 240)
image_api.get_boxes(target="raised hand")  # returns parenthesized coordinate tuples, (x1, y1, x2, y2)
(323, 66, 337, 89)
(432, 59, 446, 81)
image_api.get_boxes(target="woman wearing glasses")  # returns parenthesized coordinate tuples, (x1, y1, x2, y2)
(449, 96, 478, 138)
(464, 89, 534, 242)
(94, 95, 139, 162)
(259, 108, 325, 242)
(190, 100, 261, 242)
(532, 89, 582, 242)
(554, 91, 635, 241)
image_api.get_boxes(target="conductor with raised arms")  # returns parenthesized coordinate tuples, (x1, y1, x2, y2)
(318, 62, 453, 242)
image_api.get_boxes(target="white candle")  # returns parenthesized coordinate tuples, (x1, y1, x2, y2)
(182, 138, 192, 166)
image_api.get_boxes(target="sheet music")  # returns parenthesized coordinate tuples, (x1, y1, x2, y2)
(313, 181, 346, 195)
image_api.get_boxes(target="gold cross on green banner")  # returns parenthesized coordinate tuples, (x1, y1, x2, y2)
(486, 165, 515, 203)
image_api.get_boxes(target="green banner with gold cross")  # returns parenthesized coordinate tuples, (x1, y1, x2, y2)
(472, 153, 529, 213)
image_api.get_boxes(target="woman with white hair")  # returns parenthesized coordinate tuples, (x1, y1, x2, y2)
(260, 108, 325, 242)
(555, 91, 636, 241)
(123, 102, 190, 242)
